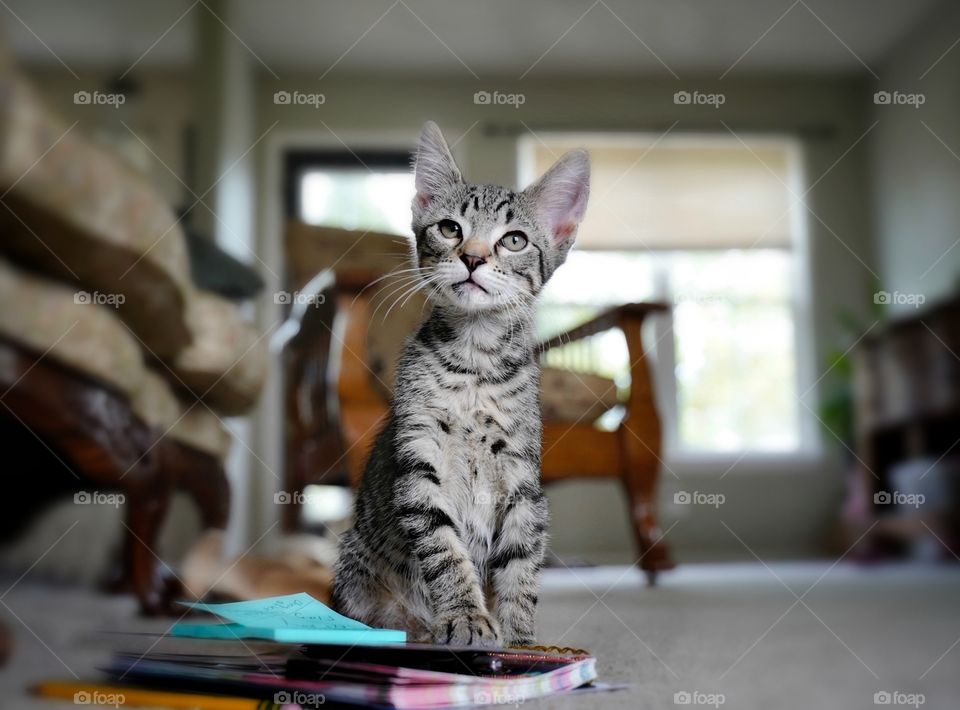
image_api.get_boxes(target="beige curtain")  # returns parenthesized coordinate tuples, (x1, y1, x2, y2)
(528, 136, 796, 250)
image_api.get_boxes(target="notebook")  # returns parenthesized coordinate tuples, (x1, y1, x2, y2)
(92, 594, 601, 707)
(105, 643, 598, 709)
(171, 592, 407, 645)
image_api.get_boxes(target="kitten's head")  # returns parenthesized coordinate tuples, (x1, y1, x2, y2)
(410, 121, 589, 313)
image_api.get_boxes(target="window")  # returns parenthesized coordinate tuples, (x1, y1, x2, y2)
(284, 150, 415, 233)
(522, 134, 808, 455)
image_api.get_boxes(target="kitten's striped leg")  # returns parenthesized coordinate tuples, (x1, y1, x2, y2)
(331, 529, 390, 626)
(395, 464, 501, 646)
(490, 482, 549, 646)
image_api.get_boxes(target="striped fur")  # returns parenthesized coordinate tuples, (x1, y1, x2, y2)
(332, 122, 590, 646)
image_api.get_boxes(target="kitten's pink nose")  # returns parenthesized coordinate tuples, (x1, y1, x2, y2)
(461, 253, 486, 272)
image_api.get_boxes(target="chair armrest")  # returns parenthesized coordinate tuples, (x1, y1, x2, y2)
(536, 302, 669, 423)
(536, 302, 669, 354)
(273, 266, 386, 353)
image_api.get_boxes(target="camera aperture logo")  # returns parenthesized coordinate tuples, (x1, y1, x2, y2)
(674, 491, 726, 509)
(873, 91, 925, 109)
(275, 490, 329, 505)
(74, 690, 125, 707)
(873, 490, 924, 509)
(674, 90, 725, 109)
(74, 491, 126, 508)
(474, 690, 525, 705)
(874, 290, 925, 308)
(73, 90, 125, 108)
(273, 90, 326, 108)
(274, 290, 326, 307)
(474, 90, 525, 108)
(74, 290, 125, 309)
(275, 691, 325, 706)
(674, 690, 725, 707)
(874, 690, 925, 707)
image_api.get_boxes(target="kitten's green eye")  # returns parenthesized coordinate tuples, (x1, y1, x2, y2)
(499, 232, 528, 252)
(438, 220, 462, 240)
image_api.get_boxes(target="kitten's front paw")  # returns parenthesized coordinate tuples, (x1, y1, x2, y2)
(503, 632, 536, 648)
(432, 610, 501, 647)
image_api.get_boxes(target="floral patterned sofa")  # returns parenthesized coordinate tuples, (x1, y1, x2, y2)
(0, 59, 265, 612)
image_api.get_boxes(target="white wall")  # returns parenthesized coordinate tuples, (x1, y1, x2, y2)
(869, 1, 960, 311)
(24, 68, 191, 208)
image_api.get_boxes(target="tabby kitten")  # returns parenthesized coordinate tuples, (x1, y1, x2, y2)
(332, 122, 590, 647)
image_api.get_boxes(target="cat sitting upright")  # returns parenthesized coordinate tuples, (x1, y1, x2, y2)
(332, 122, 590, 647)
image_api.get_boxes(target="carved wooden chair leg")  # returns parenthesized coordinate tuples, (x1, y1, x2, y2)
(0, 343, 179, 614)
(0, 619, 10, 667)
(173, 445, 230, 531)
(122, 452, 176, 616)
(614, 308, 675, 586)
(620, 434, 674, 586)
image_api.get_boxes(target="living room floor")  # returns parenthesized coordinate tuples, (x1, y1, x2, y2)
(1, 563, 957, 709)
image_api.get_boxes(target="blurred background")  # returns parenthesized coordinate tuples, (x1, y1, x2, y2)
(0, 1, 958, 708)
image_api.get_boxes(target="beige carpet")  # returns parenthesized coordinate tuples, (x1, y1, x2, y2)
(1, 563, 958, 709)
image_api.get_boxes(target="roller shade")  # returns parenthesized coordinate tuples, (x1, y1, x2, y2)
(528, 136, 796, 250)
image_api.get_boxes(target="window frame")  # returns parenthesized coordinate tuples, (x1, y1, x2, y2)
(517, 131, 821, 462)
(282, 148, 413, 221)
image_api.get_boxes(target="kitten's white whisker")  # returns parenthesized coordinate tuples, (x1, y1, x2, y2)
(503, 292, 532, 352)
(369, 273, 435, 320)
(382, 280, 435, 323)
(420, 285, 441, 317)
(397, 272, 445, 313)
(352, 266, 427, 307)
(381, 275, 444, 323)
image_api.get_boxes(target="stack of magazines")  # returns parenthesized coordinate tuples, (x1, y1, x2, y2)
(34, 594, 597, 709)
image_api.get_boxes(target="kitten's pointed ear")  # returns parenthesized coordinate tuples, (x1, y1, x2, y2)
(413, 121, 462, 208)
(524, 149, 590, 247)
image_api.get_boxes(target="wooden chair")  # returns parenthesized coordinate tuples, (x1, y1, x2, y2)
(0, 337, 229, 614)
(282, 268, 675, 583)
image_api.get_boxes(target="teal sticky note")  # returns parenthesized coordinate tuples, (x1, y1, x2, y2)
(180, 592, 370, 630)
(172, 593, 407, 645)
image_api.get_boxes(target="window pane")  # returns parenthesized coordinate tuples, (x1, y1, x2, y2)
(523, 134, 804, 454)
(538, 251, 656, 380)
(669, 250, 798, 452)
(540, 250, 657, 307)
(300, 169, 415, 234)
